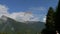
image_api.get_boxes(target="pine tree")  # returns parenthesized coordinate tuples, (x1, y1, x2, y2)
(41, 7, 55, 34)
(46, 7, 54, 30)
(55, 0, 60, 33)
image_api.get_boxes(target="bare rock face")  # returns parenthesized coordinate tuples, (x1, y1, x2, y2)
(0, 15, 8, 22)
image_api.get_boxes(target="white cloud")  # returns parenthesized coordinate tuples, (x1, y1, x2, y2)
(0, 4, 40, 22)
(43, 16, 46, 23)
(0, 4, 9, 17)
(9, 12, 40, 22)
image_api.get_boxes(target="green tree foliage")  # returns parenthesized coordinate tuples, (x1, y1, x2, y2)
(41, 7, 55, 34)
(46, 7, 55, 30)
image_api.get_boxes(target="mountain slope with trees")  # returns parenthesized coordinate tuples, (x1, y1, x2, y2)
(0, 15, 45, 34)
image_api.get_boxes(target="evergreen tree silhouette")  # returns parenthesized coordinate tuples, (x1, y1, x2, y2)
(55, 0, 60, 33)
(41, 7, 56, 34)
(46, 7, 54, 29)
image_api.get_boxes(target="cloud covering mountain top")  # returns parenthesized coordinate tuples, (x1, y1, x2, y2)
(0, 4, 46, 22)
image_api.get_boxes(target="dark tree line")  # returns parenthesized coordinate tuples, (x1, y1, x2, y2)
(41, 0, 60, 34)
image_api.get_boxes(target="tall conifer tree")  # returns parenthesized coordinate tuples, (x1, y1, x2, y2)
(46, 7, 54, 30)
(41, 7, 55, 34)
(55, 0, 60, 33)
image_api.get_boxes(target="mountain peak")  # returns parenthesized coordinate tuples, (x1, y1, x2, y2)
(0, 15, 8, 22)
